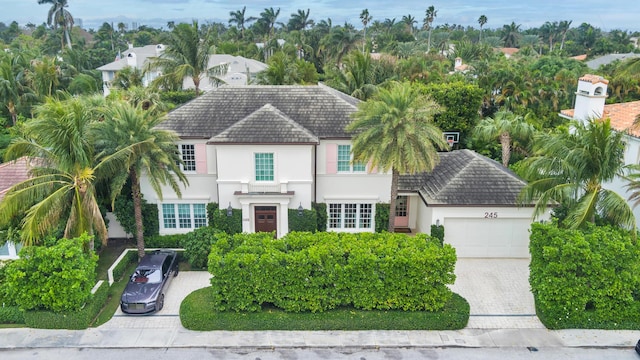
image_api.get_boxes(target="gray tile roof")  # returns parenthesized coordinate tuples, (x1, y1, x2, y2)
(157, 85, 360, 139)
(209, 104, 319, 144)
(399, 149, 528, 206)
(586, 53, 640, 69)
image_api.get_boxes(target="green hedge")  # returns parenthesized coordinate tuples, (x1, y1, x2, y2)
(530, 223, 640, 329)
(208, 231, 456, 313)
(207, 203, 242, 234)
(0, 306, 24, 324)
(113, 193, 159, 237)
(375, 203, 390, 232)
(145, 233, 187, 248)
(288, 209, 317, 232)
(430, 224, 445, 245)
(312, 202, 327, 232)
(111, 250, 138, 281)
(24, 280, 109, 329)
(183, 227, 219, 269)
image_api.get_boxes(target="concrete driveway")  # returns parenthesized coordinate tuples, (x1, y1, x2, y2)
(449, 258, 545, 329)
(101, 271, 211, 329)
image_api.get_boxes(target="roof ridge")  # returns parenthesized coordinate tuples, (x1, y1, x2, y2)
(466, 150, 528, 186)
(318, 82, 360, 109)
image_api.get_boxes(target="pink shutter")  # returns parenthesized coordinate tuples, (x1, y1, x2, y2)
(326, 144, 337, 174)
(195, 143, 207, 174)
(368, 161, 377, 174)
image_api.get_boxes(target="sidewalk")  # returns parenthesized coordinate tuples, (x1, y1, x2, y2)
(0, 327, 637, 349)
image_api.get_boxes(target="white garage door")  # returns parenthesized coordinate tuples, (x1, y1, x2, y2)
(444, 218, 531, 258)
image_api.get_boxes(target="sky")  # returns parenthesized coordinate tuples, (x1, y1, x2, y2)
(2, 0, 639, 32)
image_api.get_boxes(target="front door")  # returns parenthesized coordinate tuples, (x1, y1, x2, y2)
(394, 196, 409, 227)
(255, 206, 277, 235)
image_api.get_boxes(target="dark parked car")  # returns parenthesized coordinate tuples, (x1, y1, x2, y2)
(636, 339, 640, 355)
(120, 250, 179, 314)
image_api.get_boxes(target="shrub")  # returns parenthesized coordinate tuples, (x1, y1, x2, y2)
(312, 202, 327, 232)
(375, 203, 390, 232)
(111, 250, 138, 281)
(0, 306, 24, 324)
(208, 231, 456, 313)
(430, 224, 445, 245)
(288, 209, 317, 232)
(3, 234, 97, 312)
(160, 89, 197, 106)
(183, 227, 218, 269)
(113, 193, 159, 237)
(529, 223, 640, 329)
(145, 233, 186, 248)
(207, 202, 242, 234)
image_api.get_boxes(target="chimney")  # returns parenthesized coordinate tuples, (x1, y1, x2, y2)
(126, 52, 136, 67)
(455, 57, 462, 68)
(573, 74, 608, 122)
(155, 44, 165, 55)
(128, 43, 133, 49)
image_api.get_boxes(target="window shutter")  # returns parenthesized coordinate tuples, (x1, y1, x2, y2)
(368, 161, 377, 174)
(326, 144, 337, 174)
(195, 143, 207, 174)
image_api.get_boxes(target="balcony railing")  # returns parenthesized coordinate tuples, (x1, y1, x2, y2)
(242, 181, 288, 194)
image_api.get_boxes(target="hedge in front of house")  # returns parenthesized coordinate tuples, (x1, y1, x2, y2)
(0, 306, 24, 324)
(208, 231, 456, 313)
(288, 209, 317, 232)
(375, 203, 390, 232)
(24, 280, 109, 329)
(207, 202, 242, 234)
(145, 233, 187, 248)
(111, 249, 138, 281)
(182, 226, 219, 269)
(529, 223, 640, 329)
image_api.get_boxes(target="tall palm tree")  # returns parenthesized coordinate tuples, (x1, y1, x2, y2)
(477, 15, 487, 42)
(346, 81, 448, 232)
(229, 6, 257, 39)
(26, 56, 61, 99)
(0, 53, 31, 126)
(423, 5, 438, 52)
(519, 119, 635, 230)
(288, 9, 314, 31)
(38, 0, 74, 50)
(325, 51, 377, 100)
(474, 110, 535, 167)
(259, 7, 281, 41)
(97, 101, 188, 259)
(329, 24, 363, 66)
(146, 20, 226, 95)
(401, 14, 417, 35)
(540, 21, 558, 52)
(360, 9, 372, 54)
(0, 95, 132, 248)
(558, 20, 573, 50)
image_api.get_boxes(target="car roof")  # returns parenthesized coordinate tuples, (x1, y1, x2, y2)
(137, 252, 172, 269)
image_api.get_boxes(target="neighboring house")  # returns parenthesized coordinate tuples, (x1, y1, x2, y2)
(498, 47, 520, 59)
(586, 53, 640, 69)
(97, 44, 267, 96)
(451, 57, 471, 73)
(560, 74, 640, 227)
(141, 84, 545, 258)
(0, 158, 31, 259)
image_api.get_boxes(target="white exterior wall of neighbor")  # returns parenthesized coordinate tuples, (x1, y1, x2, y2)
(0, 242, 21, 260)
(216, 144, 314, 238)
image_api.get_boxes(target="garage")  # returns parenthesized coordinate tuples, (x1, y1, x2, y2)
(444, 217, 532, 258)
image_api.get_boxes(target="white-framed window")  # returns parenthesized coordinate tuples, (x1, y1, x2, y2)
(255, 152, 274, 181)
(337, 145, 365, 172)
(328, 203, 373, 230)
(162, 203, 207, 230)
(180, 144, 196, 172)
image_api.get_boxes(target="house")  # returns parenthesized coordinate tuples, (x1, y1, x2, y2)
(140, 85, 545, 258)
(560, 74, 640, 226)
(0, 158, 32, 259)
(586, 53, 640, 70)
(97, 44, 267, 96)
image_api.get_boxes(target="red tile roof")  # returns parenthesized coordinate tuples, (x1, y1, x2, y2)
(579, 74, 609, 85)
(571, 54, 587, 61)
(561, 101, 640, 137)
(0, 157, 34, 201)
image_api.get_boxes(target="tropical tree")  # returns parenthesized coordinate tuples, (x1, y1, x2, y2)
(258, 7, 281, 41)
(146, 20, 227, 95)
(229, 6, 256, 39)
(423, 6, 438, 52)
(478, 15, 488, 42)
(288, 9, 314, 31)
(519, 119, 636, 230)
(325, 51, 378, 100)
(401, 14, 417, 35)
(38, 0, 74, 50)
(0, 53, 31, 126)
(558, 20, 573, 50)
(346, 81, 448, 232)
(474, 110, 535, 167)
(97, 101, 187, 259)
(0, 95, 131, 248)
(501, 22, 521, 48)
(329, 24, 363, 66)
(360, 9, 372, 53)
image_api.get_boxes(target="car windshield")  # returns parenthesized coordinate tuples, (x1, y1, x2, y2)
(130, 268, 162, 284)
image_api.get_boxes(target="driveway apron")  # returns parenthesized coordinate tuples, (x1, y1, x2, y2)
(101, 271, 211, 329)
(449, 258, 545, 329)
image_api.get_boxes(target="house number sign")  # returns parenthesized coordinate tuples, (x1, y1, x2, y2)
(484, 212, 498, 218)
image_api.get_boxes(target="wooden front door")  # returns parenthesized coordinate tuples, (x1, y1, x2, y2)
(255, 206, 277, 235)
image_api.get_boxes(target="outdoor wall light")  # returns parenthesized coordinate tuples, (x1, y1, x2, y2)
(436, 219, 440, 226)
(297, 202, 304, 216)
(226, 202, 233, 217)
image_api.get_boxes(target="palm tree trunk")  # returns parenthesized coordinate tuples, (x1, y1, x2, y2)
(193, 76, 200, 96)
(130, 169, 146, 260)
(500, 132, 511, 167)
(388, 168, 399, 232)
(7, 101, 17, 126)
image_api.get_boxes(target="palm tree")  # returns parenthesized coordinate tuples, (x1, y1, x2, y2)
(26, 56, 61, 99)
(540, 21, 558, 52)
(501, 22, 522, 48)
(519, 119, 635, 230)
(38, 0, 74, 50)
(0, 53, 31, 126)
(474, 110, 535, 167)
(346, 81, 448, 232)
(325, 51, 377, 100)
(360, 9, 372, 53)
(478, 15, 487, 42)
(259, 7, 281, 41)
(146, 20, 226, 95)
(423, 6, 438, 52)
(558, 20, 573, 50)
(229, 6, 257, 39)
(401, 14, 417, 35)
(288, 9, 314, 31)
(0, 95, 132, 249)
(98, 101, 188, 259)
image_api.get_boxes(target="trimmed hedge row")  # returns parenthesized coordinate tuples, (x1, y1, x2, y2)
(111, 249, 138, 281)
(530, 223, 640, 329)
(208, 231, 456, 313)
(145, 233, 187, 248)
(23, 280, 110, 329)
(0, 306, 24, 324)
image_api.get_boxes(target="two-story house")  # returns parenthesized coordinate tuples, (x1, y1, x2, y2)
(139, 84, 545, 258)
(560, 74, 640, 227)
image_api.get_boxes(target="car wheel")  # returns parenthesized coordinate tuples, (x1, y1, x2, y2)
(174, 266, 179, 277)
(156, 294, 164, 312)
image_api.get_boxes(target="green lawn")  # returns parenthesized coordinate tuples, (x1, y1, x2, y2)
(180, 287, 470, 331)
